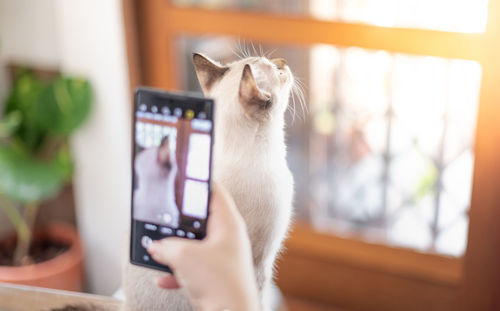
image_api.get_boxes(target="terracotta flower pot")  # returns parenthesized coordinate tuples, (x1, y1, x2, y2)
(0, 222, 84, 291)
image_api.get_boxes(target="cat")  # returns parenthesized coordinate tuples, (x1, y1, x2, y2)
(122, 52, 297, 311)
(133, 135, 179, 228)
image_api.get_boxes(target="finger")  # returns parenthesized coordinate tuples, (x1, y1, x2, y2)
(147, 237, 197, 266)
(207, 183, 246, 237)
(156, 275, 181, 289)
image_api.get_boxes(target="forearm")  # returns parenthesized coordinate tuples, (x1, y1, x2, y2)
(201, 287, 260, 311)
(196, 270, 260, 311)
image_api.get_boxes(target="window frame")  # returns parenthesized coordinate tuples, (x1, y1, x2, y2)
(124, 1, 500, 309)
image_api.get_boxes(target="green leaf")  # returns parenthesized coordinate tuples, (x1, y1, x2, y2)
(6, 71, 44, 113)
(0, 144, 65, 202)
(5, 71, 47, 151)
(0, 111, 22, 138)
(35, 77, 92, 135)
(55, 143, 74, 181)
(416, 164, 438, 200)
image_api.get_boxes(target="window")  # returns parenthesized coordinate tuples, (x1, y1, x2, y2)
(131, 0, 500, 309)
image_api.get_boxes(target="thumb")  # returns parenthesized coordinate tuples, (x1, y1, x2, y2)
(207, 183, 246, 237)
(147, 237, 198, 267)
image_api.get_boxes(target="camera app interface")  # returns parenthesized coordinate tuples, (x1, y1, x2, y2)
(131, 91, 213, 270)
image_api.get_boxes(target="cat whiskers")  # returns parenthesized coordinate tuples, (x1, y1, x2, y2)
(233, 39, 274, 60)
(290, 75, 307, 123)
(250, 41, 258, 57)
(232, 39, 246, 60)
(264, 48, 277, 59)
(242, 40, 251, 58)
(230, 40, 245, 60)
(288, 94, 297, 123)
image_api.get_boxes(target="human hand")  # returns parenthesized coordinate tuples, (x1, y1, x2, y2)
(147, 183, 259, 311)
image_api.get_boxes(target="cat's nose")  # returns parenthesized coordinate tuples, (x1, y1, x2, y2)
(271, 58, 286, 69)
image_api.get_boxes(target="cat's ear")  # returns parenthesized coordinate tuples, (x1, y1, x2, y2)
(193, 53, 228, 94)
(239, 64, 272, 117)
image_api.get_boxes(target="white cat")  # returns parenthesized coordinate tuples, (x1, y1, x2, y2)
(123, 53, 296, 311)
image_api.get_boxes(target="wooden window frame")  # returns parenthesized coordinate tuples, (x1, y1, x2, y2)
(123, 1, 500, 310)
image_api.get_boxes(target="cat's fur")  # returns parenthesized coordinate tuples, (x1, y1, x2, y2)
(122, 53, 295, 311)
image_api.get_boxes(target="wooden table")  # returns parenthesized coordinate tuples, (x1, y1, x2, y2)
(0, 282, 348, 311)
(0, 282, 123, 311)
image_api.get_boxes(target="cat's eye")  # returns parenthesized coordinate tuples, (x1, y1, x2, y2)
(273, 64, 285, 75)
(265, 99, 272, 108)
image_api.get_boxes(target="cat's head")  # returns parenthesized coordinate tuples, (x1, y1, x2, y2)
(193, 53, 294, 124)
(157, 135, 172, 169)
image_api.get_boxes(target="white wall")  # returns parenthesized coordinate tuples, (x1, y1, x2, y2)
(0, 0, 60, 113)
(54, 0, 131, 295)
(0, 0, 131, 295)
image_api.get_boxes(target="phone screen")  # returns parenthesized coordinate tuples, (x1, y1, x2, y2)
(130, 88, 214, 272)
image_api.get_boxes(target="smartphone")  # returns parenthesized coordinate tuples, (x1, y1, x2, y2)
(130, 87, 214, 273)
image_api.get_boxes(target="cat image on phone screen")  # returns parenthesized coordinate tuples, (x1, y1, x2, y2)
(133, 135, 180, 228)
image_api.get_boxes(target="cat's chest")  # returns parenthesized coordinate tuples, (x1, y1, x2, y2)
(216, 163, 293, 264)
(213, 142, 294, 241)
(215, 159, 293, 224)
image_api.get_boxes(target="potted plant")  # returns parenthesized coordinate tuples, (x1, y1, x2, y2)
(0, 68, 92, 291)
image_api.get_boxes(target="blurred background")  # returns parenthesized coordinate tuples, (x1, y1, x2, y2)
(1, 0, 500, 311)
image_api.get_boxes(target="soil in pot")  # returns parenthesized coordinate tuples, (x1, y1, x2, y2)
(0, 234, 70, 266)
